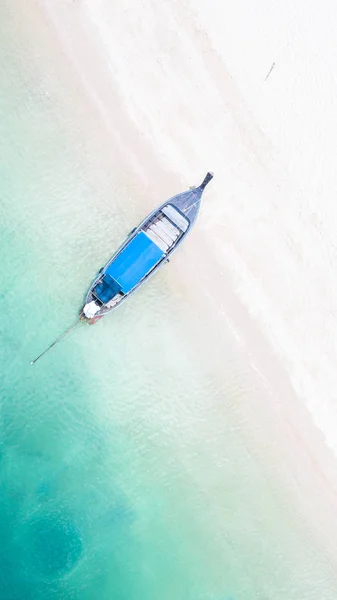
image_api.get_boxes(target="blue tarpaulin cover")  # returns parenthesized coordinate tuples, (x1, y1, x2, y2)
(94, 275, 122, 303)
(106, 231, 164, 293)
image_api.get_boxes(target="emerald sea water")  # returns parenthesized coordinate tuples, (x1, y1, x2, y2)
(2, 3, 337, 599)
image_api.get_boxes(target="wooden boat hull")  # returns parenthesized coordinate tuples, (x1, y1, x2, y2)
(80, 172, 213, 323)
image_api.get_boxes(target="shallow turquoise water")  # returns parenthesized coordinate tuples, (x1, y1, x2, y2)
(0, 13, 236, 598)
(2, 4, 337, 600)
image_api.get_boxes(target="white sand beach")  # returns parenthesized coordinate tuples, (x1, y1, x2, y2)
(6, 0, 337, 593)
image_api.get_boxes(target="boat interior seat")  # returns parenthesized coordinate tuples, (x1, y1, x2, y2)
(155, 218, 179, 241)
(144, 228, 169, 252)
(162, 205, 189, 232)
(150, 222, 174, 246)
(159, 216, 180, 239)
(94, 275, 122, 304)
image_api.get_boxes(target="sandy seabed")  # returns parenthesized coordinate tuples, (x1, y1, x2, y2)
(5, 0, 337, 594)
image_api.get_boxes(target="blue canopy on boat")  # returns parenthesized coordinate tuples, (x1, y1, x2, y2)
(94, 275, 122, 304)
(105, 231, 164, 293)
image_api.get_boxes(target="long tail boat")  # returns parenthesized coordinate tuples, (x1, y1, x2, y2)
(80, 171, 214, 324)
(31, 172, 213, 364)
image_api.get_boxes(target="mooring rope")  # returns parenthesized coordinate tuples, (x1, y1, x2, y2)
(30, 320, 80, 365)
